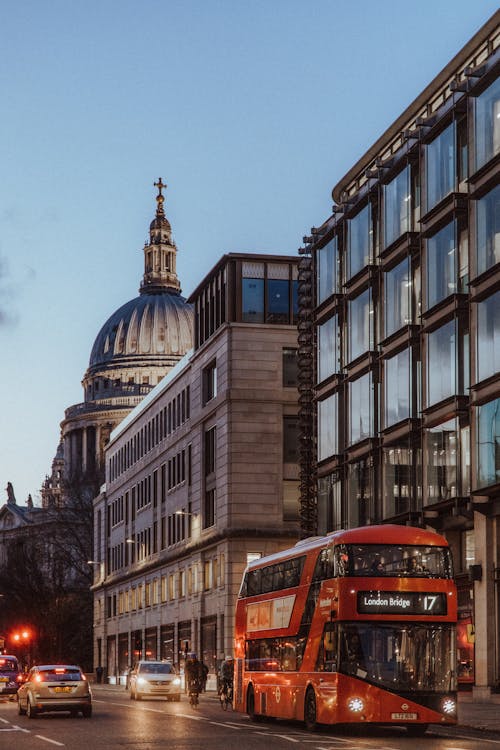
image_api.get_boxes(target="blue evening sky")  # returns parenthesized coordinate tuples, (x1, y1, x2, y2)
(0, 1, 497, 504)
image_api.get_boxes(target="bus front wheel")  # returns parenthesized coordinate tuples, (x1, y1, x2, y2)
(304, 687, 317, 731)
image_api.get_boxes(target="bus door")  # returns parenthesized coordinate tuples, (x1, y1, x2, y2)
(315, 622, 339, 717)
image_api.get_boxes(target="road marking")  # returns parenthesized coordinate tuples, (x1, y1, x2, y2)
(34, 735, 65, 746)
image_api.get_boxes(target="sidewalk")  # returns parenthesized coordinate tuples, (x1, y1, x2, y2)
(91, 683, 500, 733)
(458, 692, 500, 732)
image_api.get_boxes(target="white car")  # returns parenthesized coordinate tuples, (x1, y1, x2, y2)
(129, 660, 181, 701)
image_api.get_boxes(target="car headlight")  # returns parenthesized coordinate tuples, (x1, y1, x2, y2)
(442, 698, 456, 715)
(172, 678, 181, 686)
(137, 677, 147, 686)
(348, 697, 364, 713)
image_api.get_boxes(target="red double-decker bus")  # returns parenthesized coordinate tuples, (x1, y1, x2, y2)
(233, 524, 457, 735)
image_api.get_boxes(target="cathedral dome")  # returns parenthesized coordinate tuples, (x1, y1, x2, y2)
(89, 291, 193, 370)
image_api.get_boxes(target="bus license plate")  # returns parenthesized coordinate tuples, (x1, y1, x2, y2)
(391, 712, 417, 720)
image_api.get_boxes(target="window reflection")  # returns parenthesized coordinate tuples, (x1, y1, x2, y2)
(426, 320, 456, 406)
(318, 394, 337, 461)
(267, 279, 289, 323)
(384, 348, 411, 428)
(383, 166, 411, 248)
(242, 278, 264, 322)
(347, 458, 373, 527)
(348, 289, 372, 362)
(426, 123, 455, 212)
(475, 77, 500, 171)
(349, 372, 373, 444)
(318, 315, 340, 382)
(477, 291, 500, 383)
(426, 221, 457, 309)
(382, 447, 417, 518)
(476, 398, 500, 489)
(424, 418, 458, 503)
(317, 237, 339, 303)
(347, 205, 372, 280)
(384, 258, 411, 338)
(476, 184, 500, 275)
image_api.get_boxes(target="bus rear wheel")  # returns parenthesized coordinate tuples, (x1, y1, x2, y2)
(304, 687, 317, 731)
(247, 686, 261, 722)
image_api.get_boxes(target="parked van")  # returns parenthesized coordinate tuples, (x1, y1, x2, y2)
(0, 655, 21, 696)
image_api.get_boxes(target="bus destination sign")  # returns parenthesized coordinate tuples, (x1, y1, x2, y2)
(357, 591, 447, 615)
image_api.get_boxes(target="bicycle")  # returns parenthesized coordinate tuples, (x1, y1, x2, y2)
(219, 681, 233, 710)
(188, 678, 200, 707)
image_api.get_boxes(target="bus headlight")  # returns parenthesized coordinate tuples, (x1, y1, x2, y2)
(348, 697, 364, 713)
(442, 698, 456, 715)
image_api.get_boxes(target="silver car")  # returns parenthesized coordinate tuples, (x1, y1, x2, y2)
(129, 660, 181, 701)
(17, 664, 92, 718)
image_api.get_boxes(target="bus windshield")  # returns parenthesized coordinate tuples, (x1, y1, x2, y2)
(336, 543, 453, 578)
(325, 622, 456, 694)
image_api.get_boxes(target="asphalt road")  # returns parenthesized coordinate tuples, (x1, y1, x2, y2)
(1, 686, 500, 750)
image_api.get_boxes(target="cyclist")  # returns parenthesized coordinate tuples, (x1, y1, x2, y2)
(185, 653, 203, 705)
(218, 655, 234, 704)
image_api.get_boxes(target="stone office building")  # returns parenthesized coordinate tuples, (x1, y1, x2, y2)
(298, 13, 499, 697)
(90, 253, 301, 680)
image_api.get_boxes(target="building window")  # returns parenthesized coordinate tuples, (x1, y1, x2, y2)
(317, 236, 339, 303)
(317, 472, 342, 533)
(383, 257, 411, 338)
(203, 360, 217, 404)
(318, 394, 338, 461)
(383, 165, 411, 248)
(242, 278, 264, 322)
(476, 183, 500, 275)
(267, 279, 289, 323)
(426, 122, 456, 212)
(426, 319, 456, 407)
(318, 315, 340, 383)
(282, 348, 298, 387)
(347, 288, 372, 363)
(283, 480, 299, 521)
(349, 372, 373, 445)
(477, 291, 500, 383)
(347, 457, 373, 527)
(382, 447, 417, 518)
(424, 418, 459, 503)
(474, 77, 500, 171)
(347, 204, 372, 280)
(384, 348, 411, 428)
(204, 488, 215, 529)
(476, 398, 500, 490)
(204, 426, 216, 476)
(426, 221, 457, 309)
(283, 415, 300, 463)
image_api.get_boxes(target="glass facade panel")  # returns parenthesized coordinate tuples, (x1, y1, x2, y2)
(317, 472, 342, 533)
(424, 418, 458, 504)
(477, 398, 500, 489)
(477, 291, 500, 383)
(242, 278, 264, 322)
(382, 447, 414, 518)
(347, 458, 373, 527)
(426, 221, 457, 309)
(347, 204, 372, 280)
(384, 257, 411, 338)
(426, 320, 456, 406)
(318, 315, 340, 383)
(426, 123, 455, 212)
(317, 237, 339, 303)
(348, 288, 372, 362)
(474, 77, 500, 171)
(383, 166, 411, 248)
(318, 394, 338, 461)
(267, 279, 289, 323)
(349, 372, 373, 445)
(384, 348, 411, 428)
(476, 184, 500, 275)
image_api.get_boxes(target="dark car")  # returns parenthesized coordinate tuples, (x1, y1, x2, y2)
(17, 664, 92, 718)
(0, 655, 21, 696)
